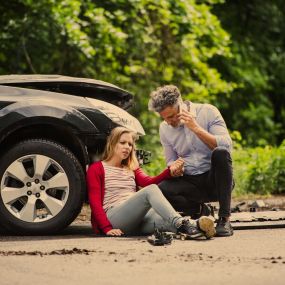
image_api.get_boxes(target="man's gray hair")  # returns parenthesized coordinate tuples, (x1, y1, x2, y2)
(148, 85, 182, 112)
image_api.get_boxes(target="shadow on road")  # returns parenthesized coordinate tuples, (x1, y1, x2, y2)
(0, 224, 150, 242)
(0, 224, 96, 242)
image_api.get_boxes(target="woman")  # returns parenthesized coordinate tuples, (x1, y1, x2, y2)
(87, 127, 215, 239)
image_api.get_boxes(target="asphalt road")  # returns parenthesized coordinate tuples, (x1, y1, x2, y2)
(0, 223, 285, 285)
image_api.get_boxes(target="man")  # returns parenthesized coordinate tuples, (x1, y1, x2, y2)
(148, 85, 234, 237)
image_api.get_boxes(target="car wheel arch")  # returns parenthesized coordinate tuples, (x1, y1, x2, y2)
(0, 102, 99, 134)
(0, 121, 90, 170)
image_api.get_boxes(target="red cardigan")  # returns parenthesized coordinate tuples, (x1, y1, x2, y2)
(86, 161, 171, 234)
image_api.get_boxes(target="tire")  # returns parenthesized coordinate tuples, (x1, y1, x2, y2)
(0, 139, 85, 235)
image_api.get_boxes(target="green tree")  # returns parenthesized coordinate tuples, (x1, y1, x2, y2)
(213, 0, 285, 146)
(0, 1, 234, 154)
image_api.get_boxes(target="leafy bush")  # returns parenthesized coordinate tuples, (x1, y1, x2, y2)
(233, 141, 285, 196)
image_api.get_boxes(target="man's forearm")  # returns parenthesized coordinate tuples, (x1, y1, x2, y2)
(192, 126, 217, 150)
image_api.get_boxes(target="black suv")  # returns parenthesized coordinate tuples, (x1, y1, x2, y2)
(0, 75, 146, 235)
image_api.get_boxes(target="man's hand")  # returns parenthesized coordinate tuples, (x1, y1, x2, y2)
(178, 109, 217, 150)
(106, 229, 124, 236)
(169, 158, 185, 177)
(177, 109, 199, 132)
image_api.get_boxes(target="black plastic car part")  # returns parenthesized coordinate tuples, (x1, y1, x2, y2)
(147, 228, 173, 246)
(0, 74, 133, 110)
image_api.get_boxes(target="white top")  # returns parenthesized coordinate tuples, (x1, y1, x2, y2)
(102, 162, 136, 212)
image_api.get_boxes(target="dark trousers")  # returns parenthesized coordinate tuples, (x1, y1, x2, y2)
(159, 147, 234, 217)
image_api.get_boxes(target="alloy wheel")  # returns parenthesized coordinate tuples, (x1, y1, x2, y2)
(0, 154, 69, 223)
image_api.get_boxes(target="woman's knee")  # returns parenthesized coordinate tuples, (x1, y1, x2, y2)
(140, 184, 163, 201)
(143, 184, 160, 193)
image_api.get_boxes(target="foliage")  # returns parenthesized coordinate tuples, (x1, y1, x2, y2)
(0, 0, 235, 155)
(233, 141, 285, 196)
(213, 0, 285, 146)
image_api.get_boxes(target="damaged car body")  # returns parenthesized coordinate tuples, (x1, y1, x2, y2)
(0, 74, 147, 235)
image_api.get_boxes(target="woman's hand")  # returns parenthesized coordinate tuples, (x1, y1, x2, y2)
(169, 158, 185, 177)
(106, 229, 124, 236)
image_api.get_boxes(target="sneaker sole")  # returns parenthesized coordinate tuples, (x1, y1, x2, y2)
(215, 229, 234, 237)
(179, 232, 205, 240)
(197, 216, 216, 239)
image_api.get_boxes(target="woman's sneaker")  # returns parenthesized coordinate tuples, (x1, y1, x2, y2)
(197, 216, 216, 239)
(178, 216, 215, 239)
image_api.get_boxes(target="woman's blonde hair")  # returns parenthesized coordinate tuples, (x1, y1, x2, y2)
(102, 127, 138, 170)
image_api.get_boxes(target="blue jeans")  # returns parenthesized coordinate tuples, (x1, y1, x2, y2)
(106, 184, 182, 235)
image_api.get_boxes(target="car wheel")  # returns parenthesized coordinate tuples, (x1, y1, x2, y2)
(0, 139, 85, 235)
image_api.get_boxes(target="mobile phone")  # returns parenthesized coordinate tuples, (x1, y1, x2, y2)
(179, 102, 185, 124)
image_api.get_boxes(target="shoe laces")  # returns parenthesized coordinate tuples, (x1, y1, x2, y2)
(181, 217, 197, 230)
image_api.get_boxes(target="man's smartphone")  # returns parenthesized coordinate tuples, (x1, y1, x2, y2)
(179, 102, 186, 123)
(179, 101, 196, 120)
